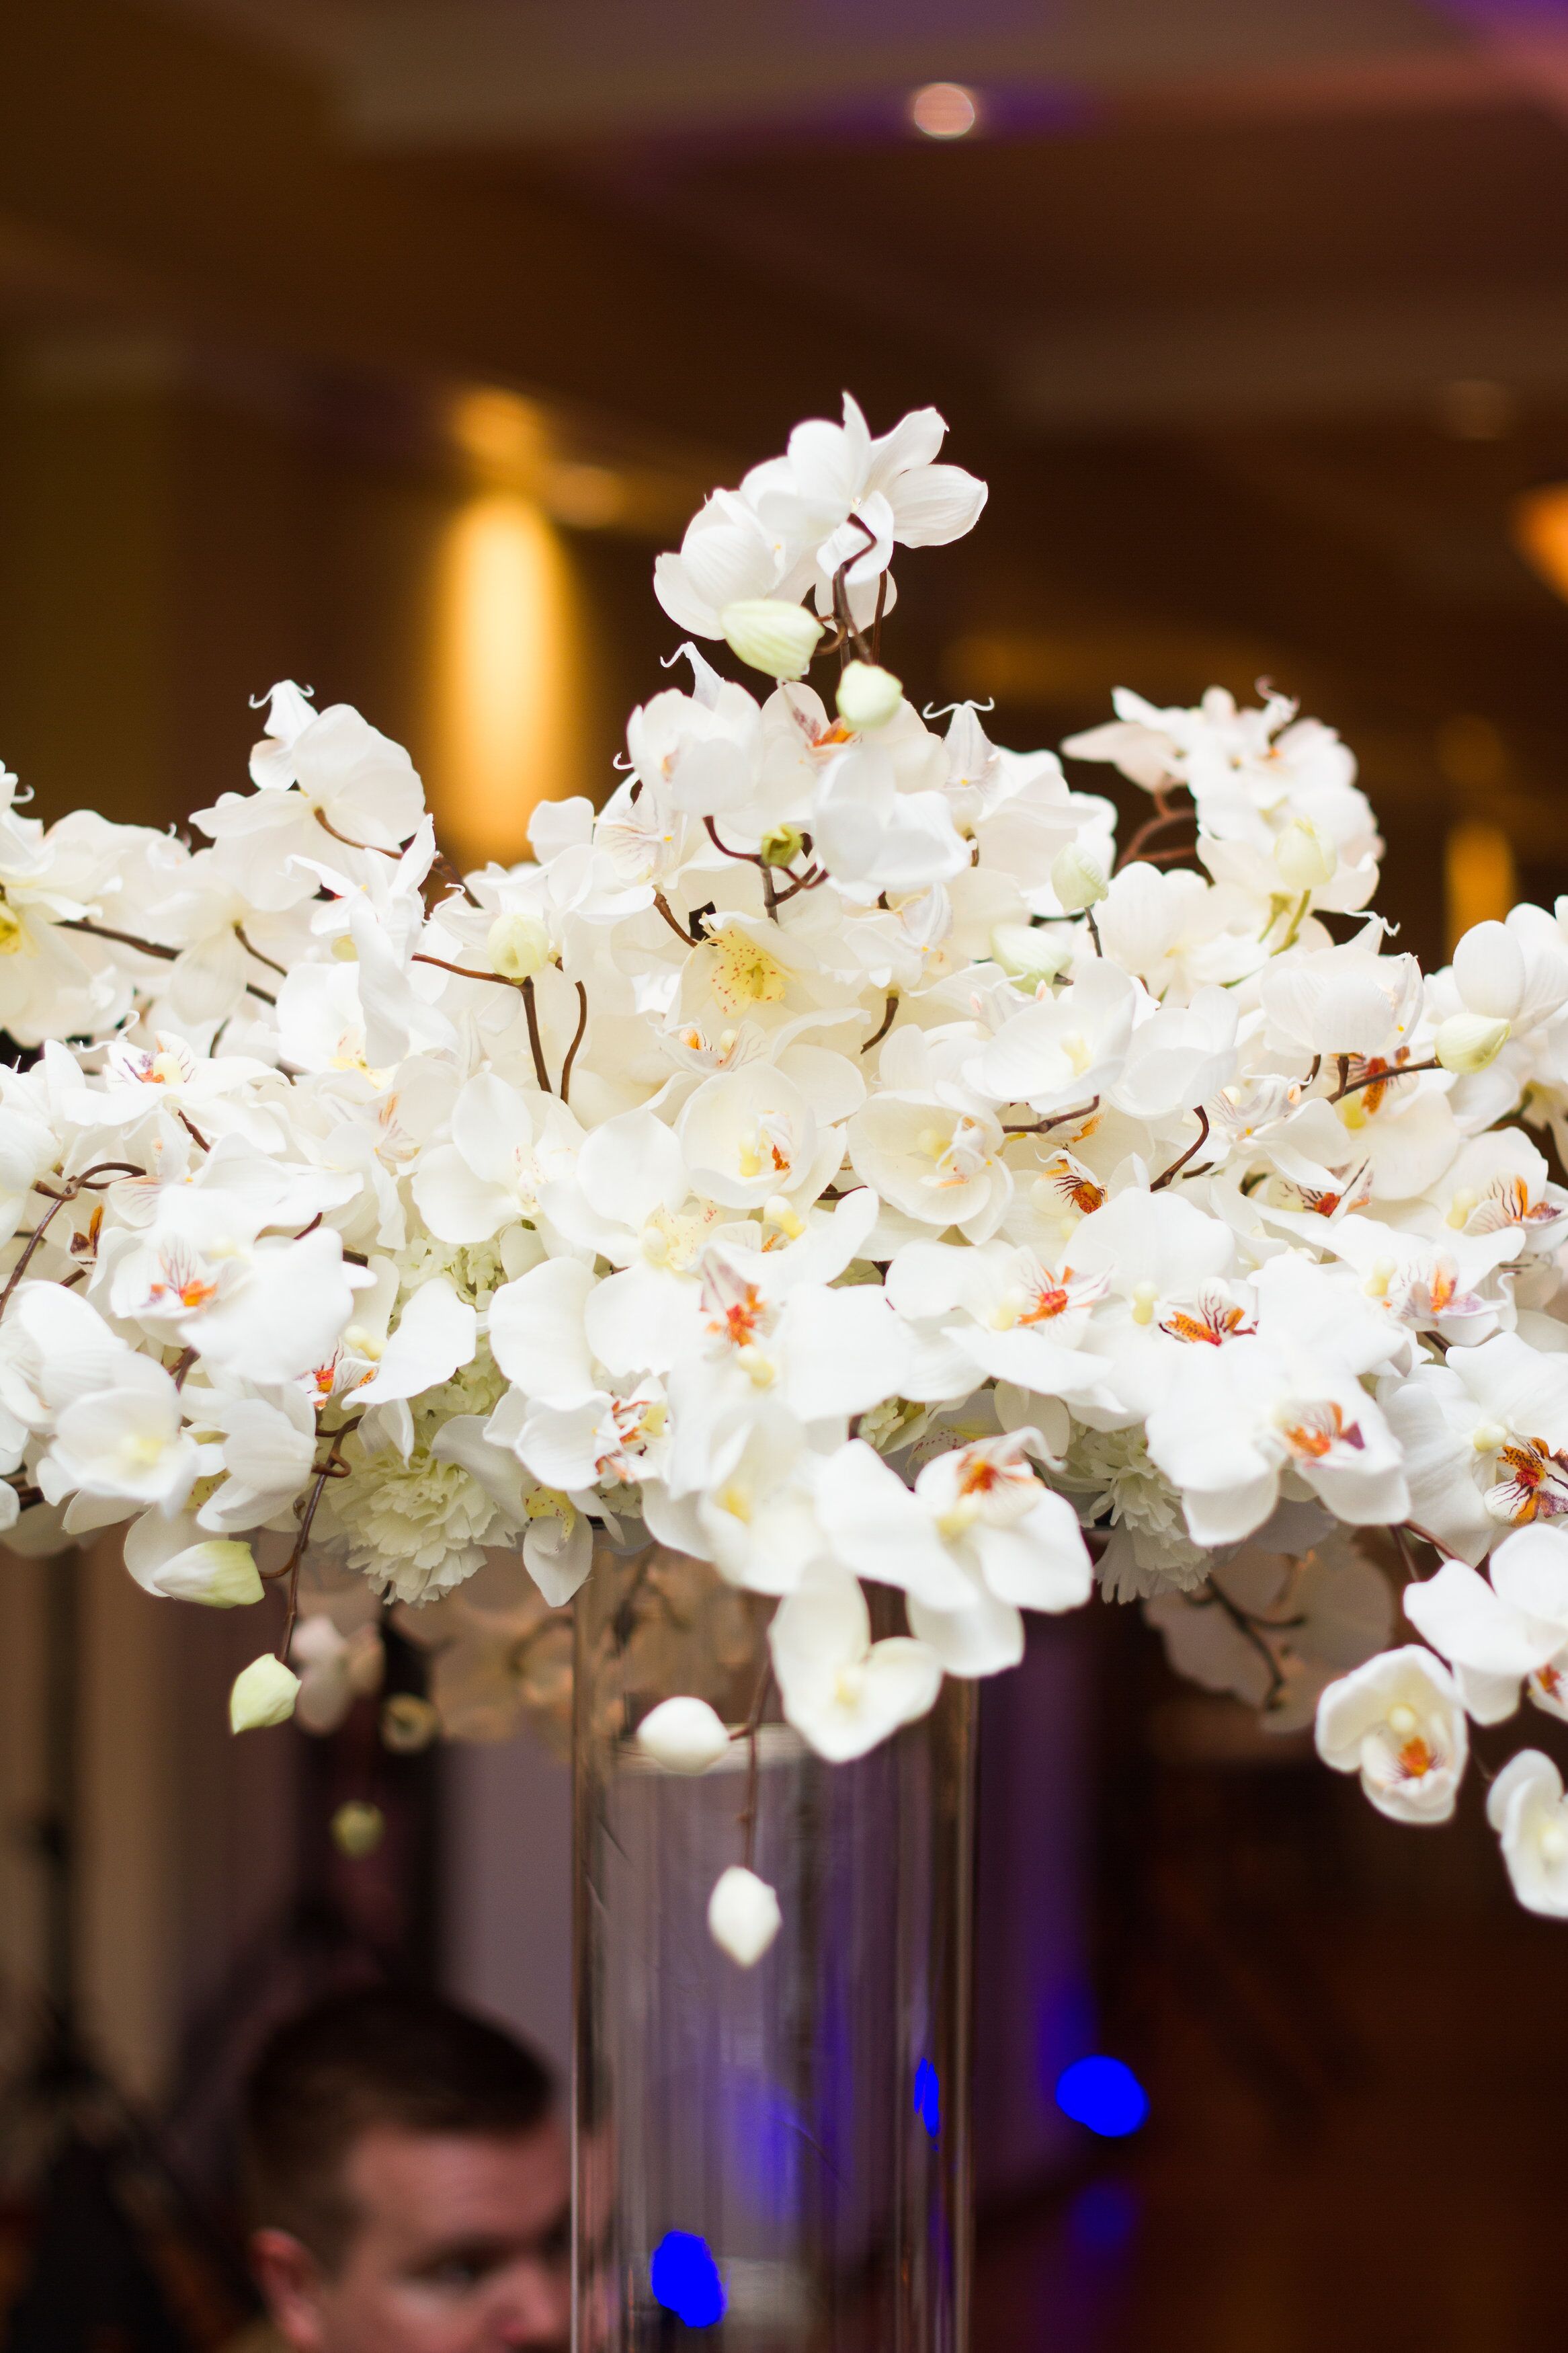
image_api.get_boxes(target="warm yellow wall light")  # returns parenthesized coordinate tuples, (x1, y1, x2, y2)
(430, 489, 584, 871)
(1446, 819, 1516, 953)
(452, 386, 546, 484)
(1514, 483, 1568, 602)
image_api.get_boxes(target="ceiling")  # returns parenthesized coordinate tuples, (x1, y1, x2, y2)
(9, 0, 1568, 956)
(133, 0, 1568, 429)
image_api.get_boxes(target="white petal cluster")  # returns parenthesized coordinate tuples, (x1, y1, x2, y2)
(6, 392, 1568, 1922)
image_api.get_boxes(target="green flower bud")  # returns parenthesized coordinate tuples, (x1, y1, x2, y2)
(230, 1653, 300, 1734)
(487, 911, 552, 982)
(1050, 843, 1109, 912)
(758, 825, 805, 869)
(990, 922, 1070, 986)
(720, 599, 823, 679)
(1434, 1013, 1511, 1074)
(381, 1693, 441, 1754)
(835, 660, 903, 732)
(1273, 819, 1337, 891)
(155, 1539, 264, 1609)
(331, 1800, 386, 1858)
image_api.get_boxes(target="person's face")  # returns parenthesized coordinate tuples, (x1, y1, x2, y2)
(251, 2120, 571, 2353)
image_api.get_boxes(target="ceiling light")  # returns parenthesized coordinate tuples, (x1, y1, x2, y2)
(1513, 482, 1568, 602)
(910, 82, 978, 139)
(452, 386, 545, 480)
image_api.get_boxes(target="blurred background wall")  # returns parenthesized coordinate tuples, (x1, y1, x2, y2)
(3, 2, 1568, 2344)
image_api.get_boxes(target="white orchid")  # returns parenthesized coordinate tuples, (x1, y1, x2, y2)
(1145, 1265, 1409, 1546)
(1487, 1749, 1568, 1915)
(1315, 1646, 1469, 1823)
(815, 1433, 1091, 1673)
(8, 391, 1568, 1927)
(1403, 1523, 1568, 1722)
(770, 1566, 942, 1761)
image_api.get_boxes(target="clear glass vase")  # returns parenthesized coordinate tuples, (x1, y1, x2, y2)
(573, 1542, 976, 2352)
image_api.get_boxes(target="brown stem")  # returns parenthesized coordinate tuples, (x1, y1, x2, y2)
(413, 944, 581, 1093)
(60, 919, 275, 1006)
(233, 923, 286, 978)
(0, 1161, 142, 1320)
(429, 848, 482, 909)
(860, 992, 898, 1056)
(412, 951, 521, 991)
(1194, 1583, 1286, 1712)
(770, 865, 823, 907)
(1391, 1526, 1423, 1586)
(1403, 1520, 1459, 1564)
(315, 809, 399, 863)
(1083, 907, 1102, 955)
(1, 1192, 77, 1314)
(177, 1110, 210, 1153)
(830, 514, 880, 664)
(1327, 1057, 1440, 1105)
(736, 1657, 775, 1872)
(59, 917, 177, 963)
(1150, 1104, 1211, 1192)
(1001, 1096, 1100, 1135)
(317, 804, 481, 916)
(559, 982, 589, 1104)
(273, 1431, 346, 1659)
(702, 815, 766, 872)
(1115, 792, 1195, 873)
(521, 975, 552, 1094)
(653, 892, 700, 949)
(701, 817, 778, 914)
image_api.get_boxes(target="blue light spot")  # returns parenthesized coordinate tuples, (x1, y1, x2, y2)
(650, 2231, 727, 2329)
(1054, 2055, 1149, 2138)
(1068, 2179, 1140, 2254)
(913, 2057, 941, 2139)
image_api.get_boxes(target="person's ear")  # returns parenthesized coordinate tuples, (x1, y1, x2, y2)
(250, 2228, 330, 2352)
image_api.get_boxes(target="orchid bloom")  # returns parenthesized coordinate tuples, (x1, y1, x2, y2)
(11, 388, 1568, 1930)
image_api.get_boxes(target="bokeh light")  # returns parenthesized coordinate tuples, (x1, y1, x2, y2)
(1055, 2055, 1149, 2138)
(909, 83, 979, 139)
(650, 2231, 727, 2328)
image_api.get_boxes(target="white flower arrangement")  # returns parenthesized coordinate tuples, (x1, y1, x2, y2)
(5, 391, 1568, 1936)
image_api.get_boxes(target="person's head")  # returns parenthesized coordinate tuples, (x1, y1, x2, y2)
(244, 1987, 569, 2353)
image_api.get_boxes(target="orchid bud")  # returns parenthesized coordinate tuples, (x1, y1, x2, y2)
(1050, 843, 1108, 913)
(637, 1696, 732, 1775)
(488, 911, 552, 982)
(835, 660, 903, 732)
(153, 1540, 264, 1609)
(1273, 819, 1337, 891)
(707, 1864, 782, 1966)
(989, 921, 1069, 986)
(331, 1799, 385, 1858)
(1435, 1012, 1510, 1074)
(230, 1653, 300, 1734)
(720, 598, 823, 680)
(758, 824, 804, 869)
(381, 1693, 440, 1753)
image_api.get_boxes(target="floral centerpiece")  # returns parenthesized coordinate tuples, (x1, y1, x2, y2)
(3, 391, 1568, 1953)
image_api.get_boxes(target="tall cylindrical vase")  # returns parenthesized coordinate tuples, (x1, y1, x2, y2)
(573, 1544, 976, 2351)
